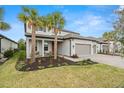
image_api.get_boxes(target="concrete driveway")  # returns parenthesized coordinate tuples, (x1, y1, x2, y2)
(89, 54, 124, 69)
(63, 54, 124, 69)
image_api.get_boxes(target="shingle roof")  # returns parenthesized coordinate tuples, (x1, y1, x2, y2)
(0, 34, 18, 44)
(64, 34, 109, 44)
(62, 29, 80, 35)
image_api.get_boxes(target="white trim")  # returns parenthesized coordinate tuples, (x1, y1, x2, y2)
(42, 39, 44, 57)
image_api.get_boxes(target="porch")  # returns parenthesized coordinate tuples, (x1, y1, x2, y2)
(26, 38, 63, 58)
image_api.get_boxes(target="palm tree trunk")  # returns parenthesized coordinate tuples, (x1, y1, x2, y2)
(54, 29, 58, 60)
(31, 25, 36, 63)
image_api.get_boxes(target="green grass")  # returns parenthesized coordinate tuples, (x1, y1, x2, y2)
(0, 53, 124, 88)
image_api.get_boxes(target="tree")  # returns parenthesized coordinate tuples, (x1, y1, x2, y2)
(0, 8, 10, 31)
(102, 31, 116, 41)
(102, 31, 117, 54)
(18, 39, 26, 50)
(46, 12, 65, 59)
(18, 7, 44, 63)
(114, 9, 124, 56)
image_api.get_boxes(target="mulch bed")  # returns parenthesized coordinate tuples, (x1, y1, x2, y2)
(16, 56, 76, 71)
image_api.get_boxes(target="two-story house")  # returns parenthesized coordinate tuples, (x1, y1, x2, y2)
(25, 23, 109, 58)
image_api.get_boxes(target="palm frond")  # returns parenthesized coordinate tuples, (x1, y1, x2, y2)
(22, 6, 30, 14)
(59, 17, 65, 29)
(31, 9, 38, 17)
(18, 13, 28, 23)
(0, 22, 11, 31)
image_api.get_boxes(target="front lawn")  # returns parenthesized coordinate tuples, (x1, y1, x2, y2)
(0, 53, 124, 88)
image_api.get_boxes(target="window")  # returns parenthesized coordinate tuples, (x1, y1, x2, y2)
(35, 46, 37, 51)
(44, 42, 48, 51)
(38, 27, 46, 32)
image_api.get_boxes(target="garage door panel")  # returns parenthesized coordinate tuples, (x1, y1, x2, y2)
(75, 44, 91, 56)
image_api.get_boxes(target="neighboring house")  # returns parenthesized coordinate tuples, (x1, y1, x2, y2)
(105, 40, 122, 54)
(0, 34, 18, 58)
(25, 24, 110, 58)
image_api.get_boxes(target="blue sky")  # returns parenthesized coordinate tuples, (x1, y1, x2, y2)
(0, 5, 119, 42)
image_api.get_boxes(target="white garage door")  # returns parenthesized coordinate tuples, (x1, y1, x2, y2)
(75, 44, 91, 56)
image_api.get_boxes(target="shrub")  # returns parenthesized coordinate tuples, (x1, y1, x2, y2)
(62, 62, 68, 66)
(18, 51, 26, 61)
(79, 60, 86, 65)
(16, 61, 27, 71)
(4, 49, 14, 58)
(71, 54, 78, 58)
(13, 49, 19, 52)
(18, 39, 26, 50)
(87, 58, 91, 62)
(16, 51, 26, 71)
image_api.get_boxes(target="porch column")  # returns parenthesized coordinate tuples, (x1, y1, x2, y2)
(42, 39, 44, 57)
(91, 44, 94, 55)
(26, 38, 30, 58)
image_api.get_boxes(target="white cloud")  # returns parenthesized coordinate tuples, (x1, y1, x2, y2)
(117, 5, 124, 11)
(73, 15, 106, 30)
(65, 13, 113, 37)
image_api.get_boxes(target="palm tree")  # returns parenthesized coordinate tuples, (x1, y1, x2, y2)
(0, 8, 10, 31)
(18, 7, 44, 63)
(46, 12, 65, 59)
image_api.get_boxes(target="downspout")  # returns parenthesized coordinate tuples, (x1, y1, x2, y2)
(0, 38, 1, 53)
(70, 39, 71, 56)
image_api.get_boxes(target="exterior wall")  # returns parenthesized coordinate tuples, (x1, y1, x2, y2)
(61, 40, 70, 56)
(26, 23, 77, 37)
(96, 43, 101, 53)
(1, 38, 18, 53)
(58, 42, 63, 55)
(92, 41, 98, 54)
(70, 39, 75, 56)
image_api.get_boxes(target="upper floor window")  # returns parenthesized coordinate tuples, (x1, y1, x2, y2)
(37, 27, 46, 32)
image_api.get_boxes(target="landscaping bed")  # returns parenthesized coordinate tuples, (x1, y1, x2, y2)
(16, 56, 76, 71)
